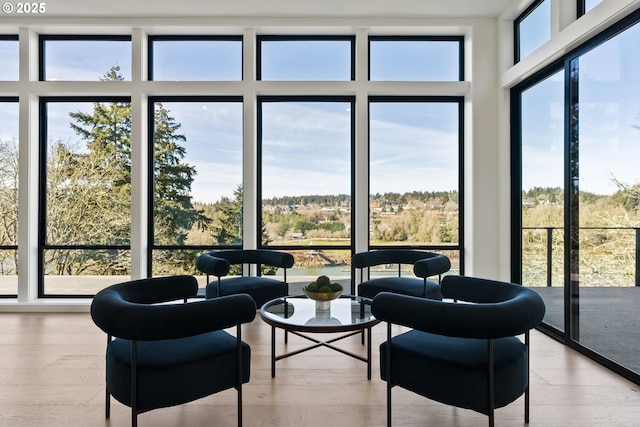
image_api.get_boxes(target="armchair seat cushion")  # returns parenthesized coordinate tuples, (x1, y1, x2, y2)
(107, 330, 250, 412)
(205, 276, 288, 307)
(380, 330, 528, 414)
(358, 277, 442, 300)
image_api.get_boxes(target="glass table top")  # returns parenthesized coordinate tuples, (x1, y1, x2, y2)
(260, 295, 378, 332)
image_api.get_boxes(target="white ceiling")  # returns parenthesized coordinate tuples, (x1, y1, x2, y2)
(40, 0, 514, 18)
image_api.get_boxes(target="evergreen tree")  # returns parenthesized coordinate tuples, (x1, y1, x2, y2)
(47, 65, 205, 274)
(152, 103, 209, 246)
(214, 185, 243, 245)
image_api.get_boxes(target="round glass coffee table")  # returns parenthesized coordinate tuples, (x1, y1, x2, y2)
(260, 295, 380, 380)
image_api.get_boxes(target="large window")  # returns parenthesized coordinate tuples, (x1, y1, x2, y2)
(515, 0, 551, 62)
(513, 10, 640, 383)
(39, 35, 132, 81)
(10, 28, 465, 301)
(149, 36, 243, 81)
(0, 36, 19, 81)
(149, 97, 244, 276)
(369, 36, 464, 81)
(0, 99, 19, 297)
(257, 36, 355, 81)
(518, 69, 565, 332)
(41, 97, 132, 296)
(369, 97, 463, 274)
(259, 97, 354, 281)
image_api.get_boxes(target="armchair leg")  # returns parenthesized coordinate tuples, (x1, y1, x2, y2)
(105, 334, 111, 419)
(386, 323, 392, 427)
(237, 324, 243, 427)
(487, 339, 495, 427)
(131, 340, 138, 427)
(105, 387, 110, 419)
(525, 331, 531, 423)
(525, 384, 530, 423)
(387, 383, 392, 427)
(238, 386, 243, 427)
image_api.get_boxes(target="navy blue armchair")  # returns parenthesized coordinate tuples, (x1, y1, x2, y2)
(371, 275, 546, 427)
(196, 249, 294, 307)
(353, 249, 450, 299)
(90, 275, 256, 427)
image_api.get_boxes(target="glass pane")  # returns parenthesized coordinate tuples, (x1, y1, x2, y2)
(259, 39, 352, 80)
(370, 39, 461, 81)
(43, 99, 131, 295)
(0, 249, 17, 295)
(42, 39, 131, 81)
(369, 101, 459, 247)
(45, 100, 132, 246)
(520, 69, 565, 331)
(152, 100, 243, 255)
(518, 0, 551, 60)
(153, 249, 204, 279)
(576, 21, 640, 374)
(0, 101, 19, 296)
(274, 249, 352, 294)
(585, 0, 603, 13)
(0, 39, 19, 80)
(151, 39, 242, 81)
(0, 101, 19, 246)
(260, 100, 352, 248)
(42, 249, 131, 295)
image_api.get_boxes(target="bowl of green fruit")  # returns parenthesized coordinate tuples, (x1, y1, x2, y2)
(303, 275, 343, 301)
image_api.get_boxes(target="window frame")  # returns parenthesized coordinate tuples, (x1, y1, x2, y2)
(511, 7, 640, 386)
(367, 35, 465, 81)
(256, 35, 356, 81)
(39, 96, 132, 298)
(0, 35, 19, 81)
(367, 95, 465, 271)
(0, 97, 19, 298)
(514, 0, 549, 63)
(256, 95, 356, 256)
(38, 34, 132, 81)
(146, 95, 244, 276)
(147, 35, 243, 81)
(578, 0, 604, 17)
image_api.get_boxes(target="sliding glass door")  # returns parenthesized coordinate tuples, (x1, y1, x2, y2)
(513, 10, 640, 383)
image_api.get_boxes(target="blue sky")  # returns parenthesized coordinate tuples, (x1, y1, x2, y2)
(44, 40, 132, 81)
(0, 40, 19, 81)
(522, 21, 640, 196)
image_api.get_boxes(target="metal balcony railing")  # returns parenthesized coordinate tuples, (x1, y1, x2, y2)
(523, 226, 640, 287)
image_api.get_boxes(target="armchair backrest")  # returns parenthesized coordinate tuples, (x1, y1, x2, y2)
(196, 249, 294, 280)
(371, 275, 546, 339)
(353, 249, 451, 279)
(214, 249, 295, 268)
(90, 275, 256, 341)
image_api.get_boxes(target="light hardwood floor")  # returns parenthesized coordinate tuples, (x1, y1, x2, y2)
(1, 312, 640, 427)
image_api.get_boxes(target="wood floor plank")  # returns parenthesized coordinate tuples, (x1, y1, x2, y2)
(1, 312, 639, 426)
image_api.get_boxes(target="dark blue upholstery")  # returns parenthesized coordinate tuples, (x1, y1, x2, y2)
(197, 249, 294, 307)
(90, 275, 256, 427)
(107, 332, 250, 412)
(371, 275, 546, 427)
(353, 249, 450, 299)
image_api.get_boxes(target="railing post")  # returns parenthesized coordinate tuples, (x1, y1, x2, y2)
(547, 227, 553, 287)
